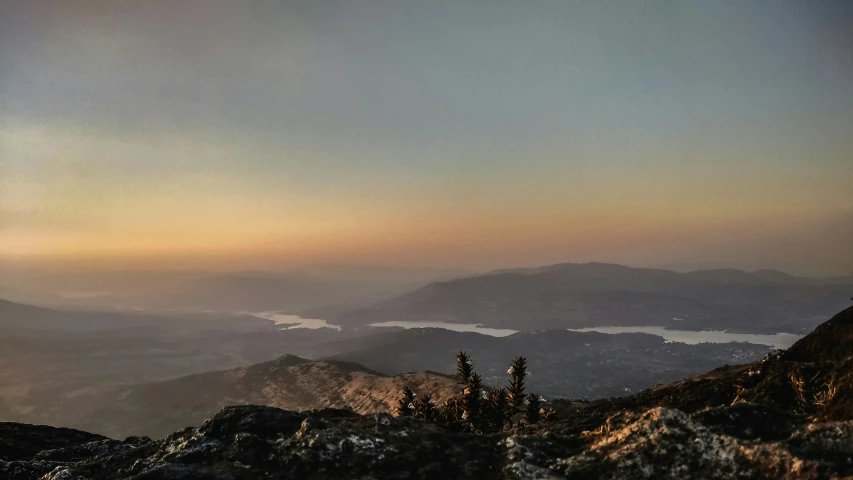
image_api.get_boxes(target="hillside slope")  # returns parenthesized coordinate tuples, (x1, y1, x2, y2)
(62, 355, 459, 438)
(0, 299, 373, 430)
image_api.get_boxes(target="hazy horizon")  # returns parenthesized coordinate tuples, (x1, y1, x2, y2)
(2, 1, 852, 277)
(2, 256, 851, 282)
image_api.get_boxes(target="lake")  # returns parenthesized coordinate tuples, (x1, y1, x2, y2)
(567, 326, 803, 349)
(368, 320, 518, 337)
(248, 313, 803, 348)
(369, 320, 802, 348)
(249, 312, 342, 331)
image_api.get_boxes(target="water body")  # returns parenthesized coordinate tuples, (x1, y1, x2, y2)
(568, 326, 803, 349)
(250, 312, 342, 331)
(370, 320, 802, 348)
(249, 312, 802, 348)
(368, 321, 518, 337)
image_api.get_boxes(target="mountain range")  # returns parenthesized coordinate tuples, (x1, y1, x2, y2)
(332, 262, 853, 334)
(7, 263, 850, 337)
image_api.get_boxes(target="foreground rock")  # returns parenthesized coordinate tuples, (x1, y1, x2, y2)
(2, 403, 852, 480)
(2, 306, 852, 479)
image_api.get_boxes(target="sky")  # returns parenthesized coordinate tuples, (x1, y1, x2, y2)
(1, 0, 852, 276)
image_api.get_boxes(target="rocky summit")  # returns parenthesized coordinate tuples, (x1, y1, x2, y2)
(3, 306, 853, 480)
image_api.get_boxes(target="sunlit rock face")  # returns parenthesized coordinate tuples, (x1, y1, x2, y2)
(3, 307, 853, 479)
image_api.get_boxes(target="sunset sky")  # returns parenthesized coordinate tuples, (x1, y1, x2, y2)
(2, 1, 852, 275)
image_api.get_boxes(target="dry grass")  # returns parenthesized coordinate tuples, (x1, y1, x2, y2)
(789, 372, 807, 408)
(813, 380, 837, 409)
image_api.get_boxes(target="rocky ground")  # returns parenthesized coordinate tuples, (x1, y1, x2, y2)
(2, 306, 852, 479)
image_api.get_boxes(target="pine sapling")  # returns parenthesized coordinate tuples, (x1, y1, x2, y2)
(456, 351, 473, 384)
(507, 356, 528, 410)
(525, 393, 544, 424)
(463, 371, 484, 425)
(485, 387, 510, 432)
(415, 393, 435, 420)
(396, 386, 417, 417)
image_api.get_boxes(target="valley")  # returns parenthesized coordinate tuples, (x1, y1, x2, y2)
(1, 262, 849, 441)
(4, 305, 853, 479)
(0, 295, 769, 437)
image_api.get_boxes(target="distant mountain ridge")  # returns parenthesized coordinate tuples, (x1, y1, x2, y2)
(479, 262, 848, 288)
(0, 298, 271, 331)
(334, 262, 852, 334)
(4, 265, 467, 314)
